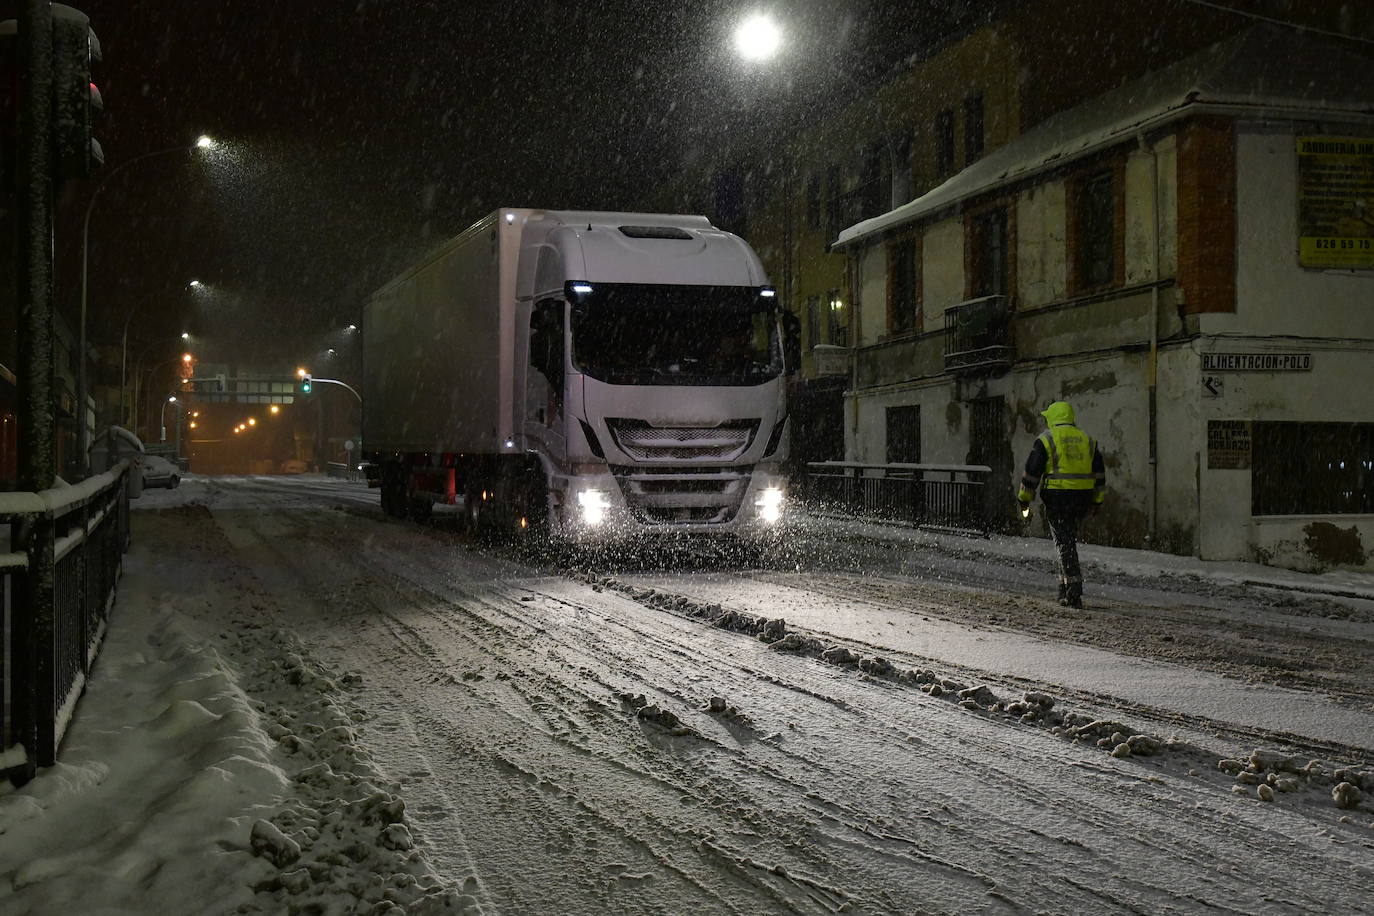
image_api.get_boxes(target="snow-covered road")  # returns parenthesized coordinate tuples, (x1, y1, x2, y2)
(6, 474, 1373, 914)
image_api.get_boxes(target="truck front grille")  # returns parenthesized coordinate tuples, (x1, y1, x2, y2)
(606, 419, 758, 462)
(609, 465, 753, 525)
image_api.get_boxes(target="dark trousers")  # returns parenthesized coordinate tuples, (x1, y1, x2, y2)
(1042, 492, 1091, 596)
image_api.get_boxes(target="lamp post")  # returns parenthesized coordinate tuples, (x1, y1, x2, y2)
(133, 348, 193, 441)
(159, 395, 177, 442)
(77, 135, 215, 475)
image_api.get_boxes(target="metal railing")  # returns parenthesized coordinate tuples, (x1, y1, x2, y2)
(944, 295, 1013, 373)
(2, 461, 130, 784)
(803, 461, 993, 535)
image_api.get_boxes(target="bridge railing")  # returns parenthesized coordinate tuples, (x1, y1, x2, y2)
(1, 461, 130, 784)
(802, 461, 993, 536)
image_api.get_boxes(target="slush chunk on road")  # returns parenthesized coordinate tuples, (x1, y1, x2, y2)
(251, 818, 301, 868)
(1332, 782, 1363, 810)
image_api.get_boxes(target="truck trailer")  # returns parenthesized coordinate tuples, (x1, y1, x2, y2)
(362, 209, 799, 541)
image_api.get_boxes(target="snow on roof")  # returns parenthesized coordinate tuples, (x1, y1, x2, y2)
(836, 25, 1374, 248)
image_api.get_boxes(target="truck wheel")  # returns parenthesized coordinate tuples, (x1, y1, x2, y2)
(464, 479, 486, 535)
(517, 472, 551, 540)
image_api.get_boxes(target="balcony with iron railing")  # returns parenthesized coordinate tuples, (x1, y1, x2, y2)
(944, 295, 1013, 374)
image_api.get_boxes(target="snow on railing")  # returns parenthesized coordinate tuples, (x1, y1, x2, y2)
(1, 461, 131, 785)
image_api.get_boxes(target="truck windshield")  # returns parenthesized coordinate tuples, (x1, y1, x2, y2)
(570, 284, 782, 386)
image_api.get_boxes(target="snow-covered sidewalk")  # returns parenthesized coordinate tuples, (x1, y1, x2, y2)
(0, 508, 473, 915)
(813, 511, 1374, 603)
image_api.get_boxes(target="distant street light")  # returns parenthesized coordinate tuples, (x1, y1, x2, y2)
(160, 395, 179, 442)
(180, 332, 190, 340)
(79, 136, 218, 473)
(734, 14, 782, 61)
(188, 280, 202, 288)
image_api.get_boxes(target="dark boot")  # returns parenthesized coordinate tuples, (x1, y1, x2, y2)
(1057, 582, 1068, 606)
(1065, 583, 1083, 609)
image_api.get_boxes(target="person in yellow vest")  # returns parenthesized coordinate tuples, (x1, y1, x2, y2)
(1017, 401, 1106, 608)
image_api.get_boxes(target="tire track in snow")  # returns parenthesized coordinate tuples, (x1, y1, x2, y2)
(205, 499, 1374, 914)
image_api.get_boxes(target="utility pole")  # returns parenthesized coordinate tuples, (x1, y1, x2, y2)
(12, 0, 55, 786)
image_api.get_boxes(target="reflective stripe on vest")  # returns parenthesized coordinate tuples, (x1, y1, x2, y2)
(1039, 425, 1096, 491)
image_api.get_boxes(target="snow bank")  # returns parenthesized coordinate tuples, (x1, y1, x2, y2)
(0, 600, 284, 912)
(0, 529, 472, 914)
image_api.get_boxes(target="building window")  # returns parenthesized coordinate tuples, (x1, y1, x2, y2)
(968, 396, 1006, 468)
(1076, 170, 1115, 290)
(886, 405, 921, 464)
(806, 294, 822, 348)
(971, 207, 1008, 298)
(713, 169, 746, 236)
(888, 237, 918, 334)
(890, 130, 914, 208)
(806, 174, 821, 231)
(936, 108, 955, 177)
(964, 93, 985, 163)
(859, 144, 883, 221)
(825, 165, 842, 240)
(827, 289, 847, 347)
(1252, 422, 1374, 516)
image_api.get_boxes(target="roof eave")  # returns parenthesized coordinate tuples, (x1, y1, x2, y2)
(833, 100, 1374, 250)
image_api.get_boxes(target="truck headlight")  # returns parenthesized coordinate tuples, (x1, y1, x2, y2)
(576, 489, 610, 526)
(754, 486, 784, 523)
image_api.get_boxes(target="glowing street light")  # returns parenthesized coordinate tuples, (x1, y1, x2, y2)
(248, 417, 257, 426)
(296, 367, 309, 379)
(188, 280, 202, 288)
(734, 14, 782, 62)
(182, 352, 194, 363)
(269, 405, 280, 415)
(81, 137, 221, 471)
(180, 331, 190, 340)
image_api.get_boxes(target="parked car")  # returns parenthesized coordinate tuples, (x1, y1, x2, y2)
(280, 459, 310, 474)
(140, 455, 181, 489)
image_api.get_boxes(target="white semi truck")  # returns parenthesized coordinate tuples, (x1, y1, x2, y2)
(362, 209, 799, 540)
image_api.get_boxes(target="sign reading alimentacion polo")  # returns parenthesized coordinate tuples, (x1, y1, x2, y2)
(1201, 352, 1312, 371)
(1297, 135, 1374, 270)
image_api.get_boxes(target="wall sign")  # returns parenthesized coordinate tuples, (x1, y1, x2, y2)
(1207, 419, 1251, 470)
(1201, 375, 1224, 398)
(1201, 352, 1311, 371)
(1297, 135, 1374, 270)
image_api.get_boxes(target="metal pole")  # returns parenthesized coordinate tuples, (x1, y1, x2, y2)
(13, 0, 56, 784)
(79, 146, 196, 453)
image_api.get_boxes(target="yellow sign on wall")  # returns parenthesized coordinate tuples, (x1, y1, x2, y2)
(1297, 136, 1374, 269)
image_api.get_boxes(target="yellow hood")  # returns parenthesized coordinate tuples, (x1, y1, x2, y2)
(1041, 401, 1076, 426)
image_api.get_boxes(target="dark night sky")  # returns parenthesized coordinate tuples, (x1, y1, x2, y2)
(7, 1, 1003, 367)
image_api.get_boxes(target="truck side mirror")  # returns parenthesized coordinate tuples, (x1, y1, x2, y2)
(781, 311, 801, 376)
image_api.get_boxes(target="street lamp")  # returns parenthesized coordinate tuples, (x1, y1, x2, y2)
(79, 136, 218, 473)
(734, 14, 782, 61)
(160, 395, 177, 442)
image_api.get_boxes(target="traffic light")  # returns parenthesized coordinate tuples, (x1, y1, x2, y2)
(300, 374, 312, 394)
(1, 20, 16, 193)
(51, 4, 102, 181)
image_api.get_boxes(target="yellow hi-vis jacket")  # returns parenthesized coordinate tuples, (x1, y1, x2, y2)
(1017, 402, 1106, 505)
